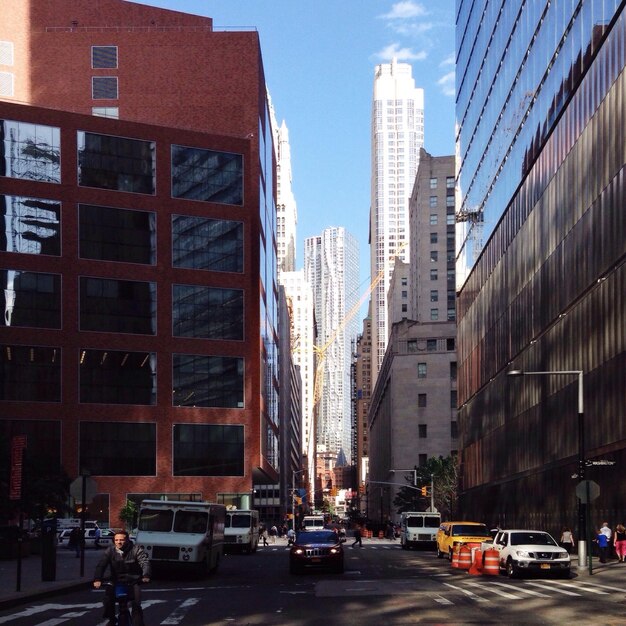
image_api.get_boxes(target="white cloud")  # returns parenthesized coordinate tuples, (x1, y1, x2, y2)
(379, 1, 428, 20)
(437, 70, 455, 97)
(392, 21, 434, 36)
(376, 43, 428, 62)
(440, 53, 456, 67)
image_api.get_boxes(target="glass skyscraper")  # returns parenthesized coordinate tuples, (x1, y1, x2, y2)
(456, 0, 626, 530)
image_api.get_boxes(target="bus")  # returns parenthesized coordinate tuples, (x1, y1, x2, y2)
(399, 511, 441, 550)
(135, 500, 225, 572)
(224, 509, 259, 554)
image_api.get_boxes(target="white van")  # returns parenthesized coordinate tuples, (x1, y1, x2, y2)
(399, 511, 441, 549)
(135, 500, 225, 572)
(224, 509, 259, 554)
(301, 515, 325, 531)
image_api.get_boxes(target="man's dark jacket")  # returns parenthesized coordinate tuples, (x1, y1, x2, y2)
(93, 539, 151, 583)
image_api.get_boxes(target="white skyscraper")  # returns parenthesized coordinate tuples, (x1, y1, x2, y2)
(304, 227, 359, 463)
(370, 58, 424, 380)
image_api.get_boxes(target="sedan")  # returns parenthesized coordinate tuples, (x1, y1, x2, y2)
(289, 530, 344, 574)
(58, 528, 115, 548)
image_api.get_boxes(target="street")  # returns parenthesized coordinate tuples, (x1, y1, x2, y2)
(1, 539, 626, 625)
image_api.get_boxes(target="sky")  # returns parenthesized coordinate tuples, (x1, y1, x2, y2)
(138, 0, 457, 300)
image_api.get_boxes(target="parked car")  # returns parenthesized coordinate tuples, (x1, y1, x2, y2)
(491, 529, 571, 578)
(289, 530, 344, 574)
(436, 521, 492, 559)
(57, 527, 115, 548)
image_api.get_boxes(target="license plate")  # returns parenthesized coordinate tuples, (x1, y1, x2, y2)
(540, 563, 551, 569)
(311, 557, 321, 563)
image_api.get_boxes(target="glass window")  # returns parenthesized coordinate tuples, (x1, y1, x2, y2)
(430, 308, 439, 320)
(80, 277, 156, 334)
(173, 423, 244, 476)
(430, 232, 438, 244)
(446, 176, 454, 188)
(429, 177, 437, 189)
(446, 195, 455, 207)
(429, 196, 437, 208)
(450, 361, 457, 380)
(91, 46, 118, 69)
(171, 145, 243, 205)
(427, 339, 437, 351)
(430, 290, 438, 302)
(1, 119, 60, 183)
(0, 344, 60, 401)
(79, 204, 156, 264)
(418, 454, 427, 466)
(446, 338, 455, 351)
(173, 285, 243, 340)
(418, 362, 427, 378)
(446, 214, 455, 225)
(430, 251, 438, 262)
(0, 419, 61, 468)
(172, 354, 244, 408)
(450, 390, 457, 409)
(92, 107, 119, 119)
(429, 214, 438, 225)
(430, 269, 438, 280)
(172, 215, 243, 273)
(80, 421, 156, 475)
(447, 308, 456, 321)
(407, 339, 417, 353)
(0, 195, 60, 255)
(418, 393, 427, 407)
(77, 131, 155, 194)
(79, 348, 156, 405)
(91, 77, 118, 99)
(0, 270, 60, 328)
(451, 421, 458, 439)
(419, 424, 427, 438)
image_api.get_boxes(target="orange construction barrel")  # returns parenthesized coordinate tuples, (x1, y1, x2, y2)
(451, 545, 460, 568)
(468, 548, 483, 576)
(458, 545, 472, 570)
(378, 530, 383, 539)
(482, 548, 500, 576)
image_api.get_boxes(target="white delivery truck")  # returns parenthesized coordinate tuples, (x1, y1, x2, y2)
(224, 509, 259, 554)
(399, 511, 441, 550)
(135, 500, 225, 573)
(301, 514, 325, 531)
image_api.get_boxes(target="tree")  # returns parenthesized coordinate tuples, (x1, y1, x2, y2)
(393, 456, 458, 518)
(118, 499, 138, 531)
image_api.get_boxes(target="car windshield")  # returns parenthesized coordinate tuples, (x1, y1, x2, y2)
(296, 531, 338, 544)
(451, 525, 490, 537)
(510, 532, 557, 546)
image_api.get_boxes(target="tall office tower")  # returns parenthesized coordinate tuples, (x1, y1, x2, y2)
(370, 58, 424, 381)
(279, 270, 316, 500)
(0, 0, 280, 523)
(456, 2, 626, 530)
(304, 228, 359, 464)
(368, 150, 457, 521)
(274, 117, 297, 273)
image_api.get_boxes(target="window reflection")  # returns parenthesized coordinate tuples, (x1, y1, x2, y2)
(77, 131, 155, 194)
(0, 195, 60, 255)
(171, 145, 243, 205)
(79, 348, 156, 405)
(172, 284, 243, 340)
(0, 119, 60, 183)
(172, 215, 243, 272)
(172, 354, 244, 408)
(0, 269, 60, 328)
(79, 204, 155, 264)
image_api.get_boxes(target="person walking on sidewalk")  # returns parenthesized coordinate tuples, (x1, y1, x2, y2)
(68, 527, 82, 558)
(614, 524, 626, 562)
(595, 528, 609, 563)
(351, 525, 363, 548)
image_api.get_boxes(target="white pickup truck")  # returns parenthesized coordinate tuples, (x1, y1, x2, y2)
(490, 529, 570, 578)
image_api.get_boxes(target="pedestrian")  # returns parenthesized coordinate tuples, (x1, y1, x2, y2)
(287, 527, 295, 546)
(261, 526, 268, 546)
(68, 527, 82, 557)
(93, 525, 102, 549)
(560, 527, 575, 554)
(596, 528, 609, 563)
(614, 524, 626, 562)
(600, 521, 613, 559)
(351, 525, 362, 548)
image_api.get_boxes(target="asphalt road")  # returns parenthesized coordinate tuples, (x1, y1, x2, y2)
(1, 540, 625, 625)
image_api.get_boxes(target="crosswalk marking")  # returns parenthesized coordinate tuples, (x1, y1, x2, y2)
(442, 582, 490, 602)
(550, 580, 609, 595)
(464, 582, 523, 599)
(522, 581, 581, 596)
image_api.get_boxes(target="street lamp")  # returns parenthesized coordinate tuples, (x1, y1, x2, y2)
(506, 369, 586, 568)
(292, 469, 306, 532)
(390, 468, 417, 487)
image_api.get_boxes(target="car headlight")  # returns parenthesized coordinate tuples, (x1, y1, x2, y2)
(293, 548, 304, 555)
(330, 548, 339, 554)
(557, 551, 570, 559)
(515, 550, 532, 558)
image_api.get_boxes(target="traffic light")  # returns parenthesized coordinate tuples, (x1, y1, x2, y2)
(420, 486, 428, 497)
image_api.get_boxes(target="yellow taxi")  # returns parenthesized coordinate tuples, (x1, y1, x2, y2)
(436, 521, 491, 559)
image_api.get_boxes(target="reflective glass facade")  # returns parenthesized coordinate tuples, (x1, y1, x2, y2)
(0, 269, 61, 328)
(0, 195, 60, 255)
(456, 0, 626, 530)
(0, 344, 60, 402)
(171, 144, 243, 205)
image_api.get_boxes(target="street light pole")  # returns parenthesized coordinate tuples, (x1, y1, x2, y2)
(507, 369, 585, 568)
(292, 469, 305, 532)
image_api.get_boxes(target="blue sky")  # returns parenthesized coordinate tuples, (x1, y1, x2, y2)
(139, 0, 456, 295)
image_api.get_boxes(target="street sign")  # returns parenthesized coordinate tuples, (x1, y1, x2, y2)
(70, 476, 98, 504)
(587, 460, 616, 466)
(9, 435, 27, 500)
(576, 480, 600, 503)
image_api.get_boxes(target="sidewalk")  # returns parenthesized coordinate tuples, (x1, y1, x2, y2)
(0, 545, 102, 610)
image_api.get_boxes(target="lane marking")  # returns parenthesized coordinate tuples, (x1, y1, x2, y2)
(442, 582, 490, 602)
(524, 581, 580, 596)
(161, 597, 200, 625)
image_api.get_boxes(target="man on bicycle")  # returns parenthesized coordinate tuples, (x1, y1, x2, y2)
(93, 530, 151, 626)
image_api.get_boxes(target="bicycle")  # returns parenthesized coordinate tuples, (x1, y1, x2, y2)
(101, 580, 146, 626)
